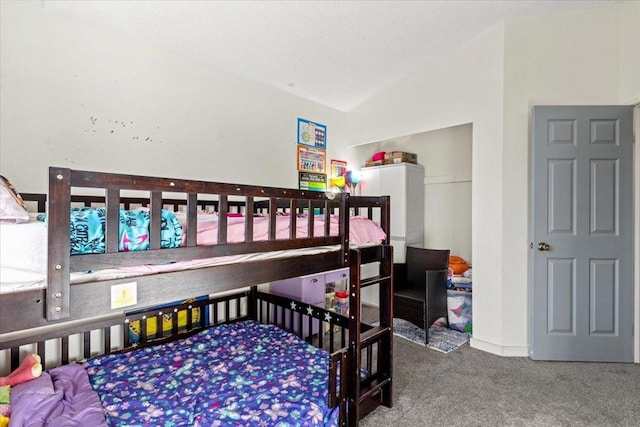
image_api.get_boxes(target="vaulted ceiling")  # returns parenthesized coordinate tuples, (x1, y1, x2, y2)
(44, 0, 616, 111)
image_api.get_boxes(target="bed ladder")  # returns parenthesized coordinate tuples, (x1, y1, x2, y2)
(348, 245, 394, 425)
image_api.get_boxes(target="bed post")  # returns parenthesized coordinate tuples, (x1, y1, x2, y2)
(379, 244, 394, 408)
(379, 196, 390, 245)
(248, 285, 258, 321)
(47, 167, 71, 320)
(348, 248, 363, 425)
(340, 193, 350, 266)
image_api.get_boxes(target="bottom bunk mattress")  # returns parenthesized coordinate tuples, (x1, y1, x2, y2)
(10, 321, 339, 426)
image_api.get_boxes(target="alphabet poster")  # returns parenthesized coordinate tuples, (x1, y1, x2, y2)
(297, 145, 326, 173)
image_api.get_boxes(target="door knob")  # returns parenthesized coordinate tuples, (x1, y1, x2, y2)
(537, 242, 550, 251)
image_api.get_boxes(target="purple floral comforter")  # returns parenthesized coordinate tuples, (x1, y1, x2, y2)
(85, 320, 338, 426)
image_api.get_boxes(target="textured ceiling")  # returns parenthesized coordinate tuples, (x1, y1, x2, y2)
(43, 0, 616, 112)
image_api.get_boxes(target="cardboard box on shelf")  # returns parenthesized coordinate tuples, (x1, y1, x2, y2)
(385, 151, 418, 164)
(363, 160, 388, 167)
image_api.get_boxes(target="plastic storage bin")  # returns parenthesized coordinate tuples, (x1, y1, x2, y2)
(447, 289, 472, 333)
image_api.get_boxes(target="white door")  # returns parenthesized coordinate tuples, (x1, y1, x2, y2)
(530, 105, 634, 362)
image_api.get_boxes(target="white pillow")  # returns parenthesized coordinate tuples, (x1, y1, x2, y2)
(0, 175, 29, 223)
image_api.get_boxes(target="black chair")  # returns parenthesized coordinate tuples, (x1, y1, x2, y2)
(393, 246, 450, 345)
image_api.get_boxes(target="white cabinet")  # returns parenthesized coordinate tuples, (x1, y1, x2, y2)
(360, 163, 424, 263)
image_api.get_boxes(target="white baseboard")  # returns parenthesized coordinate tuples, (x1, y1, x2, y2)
(470, 337, 528, 357)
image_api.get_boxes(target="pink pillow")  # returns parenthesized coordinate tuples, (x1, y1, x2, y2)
(372, 151, 386, 161)
(0, 175, 29, 223)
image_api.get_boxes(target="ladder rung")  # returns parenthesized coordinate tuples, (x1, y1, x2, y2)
(359, 375, 391, 402)
(360, 325, 391, 347)
(360, 275, 391, 288)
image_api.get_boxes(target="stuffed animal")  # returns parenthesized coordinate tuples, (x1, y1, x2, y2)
(0, 354, 42, 387)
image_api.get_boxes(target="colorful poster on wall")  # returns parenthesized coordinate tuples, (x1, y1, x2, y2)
(330, 159, 347, 179)
(298, 172, 327, 192)
(297, 118, 327, 149)
(297, 145, 326, 173)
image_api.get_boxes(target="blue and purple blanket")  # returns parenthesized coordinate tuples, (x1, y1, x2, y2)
(9, 321, 338, 426)
(86, 320, 338, 426)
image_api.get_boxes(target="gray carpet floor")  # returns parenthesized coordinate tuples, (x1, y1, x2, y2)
(360, 336, 640, 427)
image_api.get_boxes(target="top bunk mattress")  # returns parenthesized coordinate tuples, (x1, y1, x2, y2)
(0, 214, 47, 294)
(1, 211, 386, 294)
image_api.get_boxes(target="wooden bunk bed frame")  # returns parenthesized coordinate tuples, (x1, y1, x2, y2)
(0, 167, 394, 426)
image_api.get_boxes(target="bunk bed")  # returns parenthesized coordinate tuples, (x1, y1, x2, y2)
(0, 167, 394, 426)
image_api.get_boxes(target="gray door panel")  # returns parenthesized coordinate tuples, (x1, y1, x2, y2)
(531, 106, 634, 362)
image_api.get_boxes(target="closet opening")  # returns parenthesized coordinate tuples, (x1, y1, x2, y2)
(351, 123, 473, 314)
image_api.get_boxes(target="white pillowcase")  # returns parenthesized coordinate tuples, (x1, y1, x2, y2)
(0, 175, 29, 223)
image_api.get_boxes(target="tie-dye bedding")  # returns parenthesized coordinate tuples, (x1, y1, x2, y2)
(38, 209, 384, 255)
(85, 320, 339, 426)
(3, 212, 385, 293)
(38, 207, 183, 254)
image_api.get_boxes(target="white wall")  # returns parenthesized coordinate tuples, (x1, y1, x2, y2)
(419, 125, 472, 262)
(619, 1, 640, 104)
(0, 1, 348, 193)
(351, 124, 473, 262)
(501, 5, 625, 353)
(348, 25, 506, 352)
(346, 3, 638, 357)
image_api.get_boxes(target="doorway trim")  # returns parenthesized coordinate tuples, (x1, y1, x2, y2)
(634, 104, 639, 363)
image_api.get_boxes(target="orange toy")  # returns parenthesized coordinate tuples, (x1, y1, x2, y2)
(449, 255, 470, 275)
(0, 354, 42, 387)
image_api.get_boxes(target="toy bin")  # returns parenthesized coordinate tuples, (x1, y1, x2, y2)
(447, 289, 472, 333)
